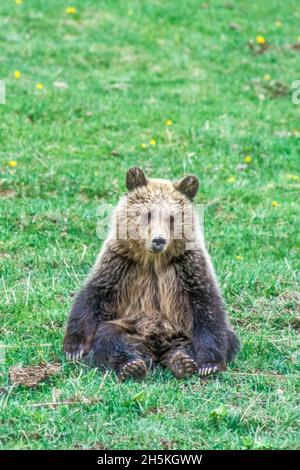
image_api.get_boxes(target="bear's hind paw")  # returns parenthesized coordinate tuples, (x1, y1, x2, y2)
(169, 351, 198, 379)
(118, 359, 147, 382)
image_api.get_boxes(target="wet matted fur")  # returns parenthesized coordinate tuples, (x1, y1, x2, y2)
(64, 167, 240, 380)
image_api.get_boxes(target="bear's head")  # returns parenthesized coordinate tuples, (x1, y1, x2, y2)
(113, 167, 200, 261)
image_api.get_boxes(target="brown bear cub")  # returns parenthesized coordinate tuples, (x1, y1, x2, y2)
(64, 167, 240, 380)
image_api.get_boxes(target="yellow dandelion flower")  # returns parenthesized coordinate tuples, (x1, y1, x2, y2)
(15, 0, 23, 5)
(286, 174, 300, 181)
(244, 155, 252, 164)
(149, 139, 157, 146)
(275, 20, 282, 28)
(235, 255, 243, 261)
(14, 70, 21, 79)
(36, 83, 44, 90)
(227, 176, 236, 183)
(263, 74, 271, 81)
(66, 6, 77, 14)
(272, 200, 279, 207)
(8, 161, 17, 168)
(165, 119, 173, 126)
(256, 35, 266, 45)
(140, 143, 148, 149)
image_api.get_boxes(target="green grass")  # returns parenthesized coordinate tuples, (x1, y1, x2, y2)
(0, 0, 299, 450)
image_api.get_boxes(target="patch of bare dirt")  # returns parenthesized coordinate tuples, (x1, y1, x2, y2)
(9, 362, 61, 388)
(74, 442, 106, 450)
(290, 317, 300, 331)
(248, 41, 270, 55)
(0, 188, 17, 198)
(286, 43, 300, 51)
(161, 439, 176, 450)
(264, 80, 289, 98)
(277, 291, 300, 303)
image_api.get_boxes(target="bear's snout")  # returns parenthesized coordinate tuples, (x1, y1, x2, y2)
(151, 235, 167, 253)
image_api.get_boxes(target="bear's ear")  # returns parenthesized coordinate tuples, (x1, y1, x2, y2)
(174, 175, 199, 199)
(126, 167, 148, 191)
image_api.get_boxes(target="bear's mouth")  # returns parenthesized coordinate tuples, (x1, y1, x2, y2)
(149, 245, 166, 254)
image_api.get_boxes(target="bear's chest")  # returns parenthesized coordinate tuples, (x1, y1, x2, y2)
(116, 263, 192, 337)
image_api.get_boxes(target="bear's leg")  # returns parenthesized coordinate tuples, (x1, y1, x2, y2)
(161, 344, 198, 379)
(192, 328, 240, 376)
(88, 321, 152, 381)
(191, 327, 228, 377)
(174, 250, 241, 377)
(64, 285, 101, 361)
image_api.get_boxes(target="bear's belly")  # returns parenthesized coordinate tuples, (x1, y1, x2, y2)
(116, 263, 193, 339)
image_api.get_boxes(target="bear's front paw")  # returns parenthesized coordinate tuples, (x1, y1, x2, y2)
(64, 336, 91, 362)
(198, 362, 226, 377)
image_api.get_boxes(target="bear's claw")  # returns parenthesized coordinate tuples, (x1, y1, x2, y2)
(198, 363, 224, 377)
(169, 351, 198, 379)
(119, 359, 147, 381)
(65, 347, 85, 362)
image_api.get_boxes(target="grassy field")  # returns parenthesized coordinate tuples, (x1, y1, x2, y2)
(0, 0, 299, 450)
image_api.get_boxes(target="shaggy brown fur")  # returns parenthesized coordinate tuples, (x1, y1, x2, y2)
(64, 167, 240, 380)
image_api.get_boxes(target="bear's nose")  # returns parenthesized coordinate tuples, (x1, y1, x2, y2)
(151, 236, 166, 252)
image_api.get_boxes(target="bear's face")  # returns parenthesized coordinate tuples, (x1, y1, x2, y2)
(114, 168, 199, 259)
